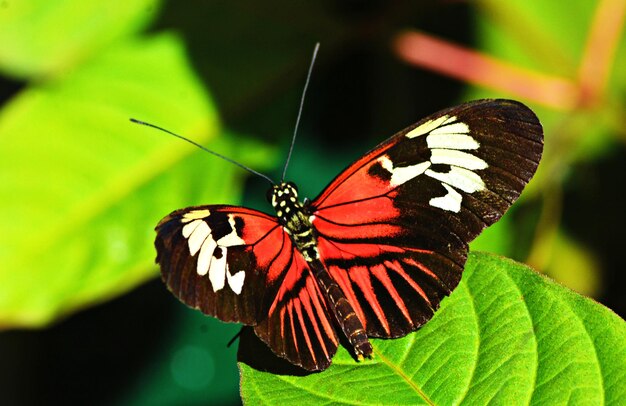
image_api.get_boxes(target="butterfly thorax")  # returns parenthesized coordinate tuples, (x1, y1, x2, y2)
(269, 182, 320, 262)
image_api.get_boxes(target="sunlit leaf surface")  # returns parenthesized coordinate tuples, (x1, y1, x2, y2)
(240, 252, 626, 405)
(0, 0, 161, 78)
(0, 34, 273, 327)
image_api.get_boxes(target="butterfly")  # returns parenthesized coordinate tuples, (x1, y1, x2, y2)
(154, 99, 543, 371)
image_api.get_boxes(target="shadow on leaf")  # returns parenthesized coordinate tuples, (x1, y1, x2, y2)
(236, 327, 316, 376)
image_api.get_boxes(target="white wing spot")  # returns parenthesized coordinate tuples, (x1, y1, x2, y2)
(427, 133, 479, 150)
(425, 167, 485, 193)
(406, 115, 451, 139)
(391, 162, 431, 186)
(378, 155, 431, 187)
(430, 149, 487, 170)
(181, 214, 246, 294)
(378, 155, 394, 172)
(186, 220, 210, 256)
(182, 219, 201, 238)
(209, 250, 228, 291)
(429, 184, 462, 212)
(429, 122, 470, 136)
(395, 113, 487, 212)
(216, 215, 245, 247)
(197, 236, 217, 276)
(181, 209, 211, 223)
(227, 270, 246, 294)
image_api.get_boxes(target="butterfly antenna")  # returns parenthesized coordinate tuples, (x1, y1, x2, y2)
(226, 327, 244, 348)
(130, 118, 275, 185)
(281, 42, 320, 182)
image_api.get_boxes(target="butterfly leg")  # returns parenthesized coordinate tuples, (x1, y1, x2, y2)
(310, 260, 373, 360)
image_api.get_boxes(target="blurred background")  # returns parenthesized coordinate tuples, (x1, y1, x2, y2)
(1, 1, 624, 405)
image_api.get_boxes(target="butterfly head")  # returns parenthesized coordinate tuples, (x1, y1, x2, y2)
(268, 182, 308, 226)
(267, 181, 298, 204)
(267, 181, 299, 211)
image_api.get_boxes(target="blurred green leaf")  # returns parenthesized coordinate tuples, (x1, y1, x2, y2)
(476, 0, 595, 75)
(545, 231, 601, 297)
(0, 33, 274, 328)
(469, 212, 514, 255)
(471, 0, 624, 155)
(0, 0, 161, 78)
(240, 252, 626, 405)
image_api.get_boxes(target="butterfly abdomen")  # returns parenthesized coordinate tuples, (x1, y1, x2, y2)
(312, 260, 373, 359)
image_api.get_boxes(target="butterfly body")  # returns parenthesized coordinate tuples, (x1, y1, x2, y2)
(270, 181, 374, 360)
(269, 182, 319, 262)
(155, 99, 543, 371)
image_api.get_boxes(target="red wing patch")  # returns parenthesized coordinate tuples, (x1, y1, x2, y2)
(313, 140, 398, 210)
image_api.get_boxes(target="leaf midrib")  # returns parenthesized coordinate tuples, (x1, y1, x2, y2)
(373, 346, 435, 405)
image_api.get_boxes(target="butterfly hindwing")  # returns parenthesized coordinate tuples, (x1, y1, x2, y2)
(253, 253, 339, 371)
(311, 99, 543, 338)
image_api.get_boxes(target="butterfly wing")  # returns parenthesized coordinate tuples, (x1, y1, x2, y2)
(310, 99, 543, 337)
(155, 205, 338, 370)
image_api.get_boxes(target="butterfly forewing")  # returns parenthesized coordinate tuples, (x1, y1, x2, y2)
(155, 205, 338, 370)
(311, 99, 543, 338)
(156, 206, 281, 324)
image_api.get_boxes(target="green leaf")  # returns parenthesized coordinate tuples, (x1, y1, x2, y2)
(469, 211, 514, 255)
(239, 252, 626, 405)
(542, 231, 601, 298)
(475, 0, 595, 76)
(0, 33, 274, 328)
(0, 0, 161, 78)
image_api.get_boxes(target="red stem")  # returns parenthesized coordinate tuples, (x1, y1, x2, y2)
(577, 0, 626, 106)
(394, 31, 579, 110)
